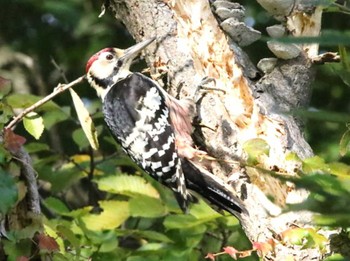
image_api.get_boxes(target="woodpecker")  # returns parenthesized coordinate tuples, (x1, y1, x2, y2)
(85, 37, 246, 217)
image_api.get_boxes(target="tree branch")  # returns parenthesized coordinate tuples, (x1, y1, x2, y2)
(5, 75, 85, 130)
(12, 147, 41, 215)
(103, 0, 336, 259)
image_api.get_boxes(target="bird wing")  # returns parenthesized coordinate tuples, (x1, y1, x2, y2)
(103, 73, 192, 211)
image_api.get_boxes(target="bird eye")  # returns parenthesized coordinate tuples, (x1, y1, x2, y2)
(106, 53, 114, 60)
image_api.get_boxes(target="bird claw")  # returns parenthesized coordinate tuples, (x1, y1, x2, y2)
(199, 76, 216, 87)
(175, 139, 207, 160)
(194, 76, 226, 103)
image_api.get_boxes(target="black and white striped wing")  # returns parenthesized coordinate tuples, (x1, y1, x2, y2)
(103, 72, 191, 211)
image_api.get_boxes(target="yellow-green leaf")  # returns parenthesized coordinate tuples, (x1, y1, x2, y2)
(69, 88, 99, 150)
(285, 152, 301, 162)
(280, 227, 327, 250)
(243, 138, 270, 165)
(281, 227, 308, 245)
(56, 225, 80, 251)
(23, 112, 44, 140)
(328, 162, 350, 178)
(339, 129, 350, 156)
(302, 156, 327, 174)
(164, 215, 207, 229)
(189, 200, 221, 221)
(81, 200, 129, 231)
(97, 174, 160, 199)
(114, 229, 174, 243)
(129, 196, 167, 218)
(304, 228, 328, 250)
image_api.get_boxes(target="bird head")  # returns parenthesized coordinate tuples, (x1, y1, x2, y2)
(85, 37, 156, 99)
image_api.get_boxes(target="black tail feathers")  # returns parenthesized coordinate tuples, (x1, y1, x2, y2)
(180, 158, 247, 218)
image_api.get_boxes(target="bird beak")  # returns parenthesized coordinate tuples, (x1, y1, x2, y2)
(120, 37, 156, 64)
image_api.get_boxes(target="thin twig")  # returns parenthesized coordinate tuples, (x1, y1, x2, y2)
(5, 75, 86, 130)
(51, 57, 69, 84)
(332, 3, 350, 15)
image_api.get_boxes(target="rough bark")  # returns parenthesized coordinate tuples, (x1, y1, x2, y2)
(105, 0, 333, 259)
(0, 140, 42, 259)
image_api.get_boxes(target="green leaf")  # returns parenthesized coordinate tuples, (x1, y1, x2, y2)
(298, 173, 349, 197)
(164, 214, 210, 230)
(129, 196, 167, 218)
(23, 112, 44, 140)
(281, 227, 327, 250)
(189, 200, 221, 221)
(72, 128, 89, 149)
(6, 93, 60, 111)
(0, 169, 18, 215)
(73, 125, 103, 150)
(302, 156, 328, 174)
(285, 152, 301, 162)
(339, 130, 350, 156)
(339, 45, 350, 71)
(273, 30, 350, 46)
(127, 256, 160, 261)
(328, 162, 350, 178)
(0, 144, 12, 163)
(98, 235, 119, 253)
(38, 161, 84, 193)
(0, 102, 14, 128)
(65, 206, 92, 219)
(290, 173, 350, 216)
(43, 197, 70, 215)
(6, 223, 41, 242)
(56, 224, 81, 252)
(243, 138, 270, 165)
(81, 200, 129, 231)
(69, 88, 99, 150)
(304, 228, 328, 250)
(25, 142, 50, 153)
(292, 109, 350, 123)
(166, 224, 207, 248)
(114, 229, 174, 244)
(324, 254, 348, 261)
(42, 107, 70, 129)
(97, 174, 160, 199)
(314, 213, 350, 227)
(281, 227, 309, 245)
(137, 243, 167, 252)
(3, 239, 32, 261)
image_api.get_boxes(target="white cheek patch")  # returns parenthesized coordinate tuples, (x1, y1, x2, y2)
(90, 61, 115, 80)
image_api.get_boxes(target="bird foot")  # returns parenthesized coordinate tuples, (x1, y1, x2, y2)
(193, 76, 226, 103)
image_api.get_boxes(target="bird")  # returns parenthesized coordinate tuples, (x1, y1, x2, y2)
(85, 37, 246, 218)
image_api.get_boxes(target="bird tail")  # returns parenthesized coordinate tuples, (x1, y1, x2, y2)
(180, 158, 247, 218)
(167, 162, 198, 214)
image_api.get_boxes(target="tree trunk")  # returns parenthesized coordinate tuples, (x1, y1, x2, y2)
(105, 0, 333, 259)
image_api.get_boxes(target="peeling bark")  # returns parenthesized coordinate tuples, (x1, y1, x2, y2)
(105, 0, 333, 259)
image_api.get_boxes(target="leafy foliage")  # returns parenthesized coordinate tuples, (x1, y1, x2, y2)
(0, 51, 251, 261)
(0, 168, 18, 215)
